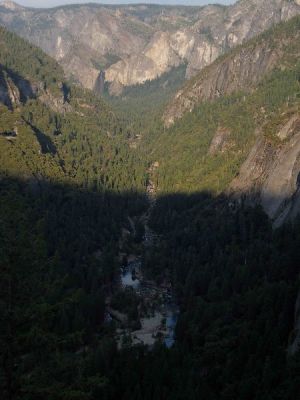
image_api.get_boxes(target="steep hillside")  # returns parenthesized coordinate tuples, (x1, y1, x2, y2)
(1, 0, 300, 94)
(230, 111, 300, 226)
(142, 16, 300, 226)
(164, 15, 300, 126)
(0, 25, 149, 399)
(0, 1, 198, 93)
(1, 15, 300, 400)
(0, 26, 146, 192)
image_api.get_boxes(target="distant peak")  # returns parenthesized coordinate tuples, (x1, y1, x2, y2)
(0, 1, 23, 10)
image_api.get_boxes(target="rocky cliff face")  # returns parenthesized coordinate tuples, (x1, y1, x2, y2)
(1, 0, 300, 94)
(0, 64, 71, 113)
(107, 0, 300, 92)
(0, 1, 147, 91)
(163, 39, 281, 127)
(230, 113, 300, 227)
(163, 12, 300, 127)
(160, 13, 300, 227)
(0, 67, 35, 108)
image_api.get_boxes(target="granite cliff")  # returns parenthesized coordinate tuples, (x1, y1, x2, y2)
(1, 0, 300, 94)
(230, 113, 300, 227)
(158, 14, 300, 226)
(163, 11, 300, 127)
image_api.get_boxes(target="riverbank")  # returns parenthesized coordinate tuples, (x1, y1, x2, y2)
(105, 162, 178, 349)
(110, 259, 178, 349)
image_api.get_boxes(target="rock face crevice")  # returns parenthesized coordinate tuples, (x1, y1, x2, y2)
(0, 64, 71, 113)
(1, 0, 300, 93)
(0, 66, 35, 109)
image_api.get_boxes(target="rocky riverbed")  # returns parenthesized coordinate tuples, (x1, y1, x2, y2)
(116, 259, 178, 348)
(106, 163, 178, 349)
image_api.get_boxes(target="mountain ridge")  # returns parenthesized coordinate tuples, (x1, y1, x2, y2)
(163, 14, 300, 126)
(1, 10, 300, 400)
(138, 15, 300, 227)
(1, 0, 300, 94)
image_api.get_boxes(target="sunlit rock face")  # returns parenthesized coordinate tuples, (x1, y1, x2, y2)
(163, 36, 283, 127)
(230, 115, 300, 227)
(0, 0, 23, 10)
(0, 0, 300, 93)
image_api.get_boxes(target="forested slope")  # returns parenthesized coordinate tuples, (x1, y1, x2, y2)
(0, 26, 147, 399)
(143, 16, 300, 204)
(1, 14, 300, 400)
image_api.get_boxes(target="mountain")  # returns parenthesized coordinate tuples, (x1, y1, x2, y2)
(0, 25, 149, 399)
(143, 15, 300, 227)
(230, 111, 300, 227)
(1, 10, 300, 400)
(164, 13, 300, 127)
(0, 25, 145, 191)
(1, 0, 300, 95)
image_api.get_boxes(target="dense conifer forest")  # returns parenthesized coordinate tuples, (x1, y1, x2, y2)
(0, 16, 300, 400)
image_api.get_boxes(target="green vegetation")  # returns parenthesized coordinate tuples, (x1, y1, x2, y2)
(136, 195, 300, 400)
(143, 56, 300, 194)
(104, 64, 187, 136)
(96, 196, 300, 400)
(183, 14, 300, 96)
(0, 26, 147, 399)
(1, 14, 300, 400)
(0, 26, 64, 96)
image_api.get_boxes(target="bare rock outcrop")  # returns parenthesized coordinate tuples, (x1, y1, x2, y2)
(0, 64, 71, 113)
(0, 1, 23, 11)
(38, 88, 72, 114)
(230, 114, 300, 226)
(106, 31, 181, 89)
(0, 67, 33, 108)
(208, 127, 232, 155)
(163, 27, 300, 127)
(1, 1, 300, 93)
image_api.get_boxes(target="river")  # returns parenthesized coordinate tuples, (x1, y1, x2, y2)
(120, 259, 178, 348)
(111, 163, 179, 348)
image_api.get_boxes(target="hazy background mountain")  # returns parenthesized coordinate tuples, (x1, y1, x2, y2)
(1, 3, 300, 399)
(1, 20, 300, 398)
(1, 0, 299, 96)
(15, 0, 236, 7)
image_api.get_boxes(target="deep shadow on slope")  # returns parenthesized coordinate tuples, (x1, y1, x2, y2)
(0, 173, 147, 400)
(0, 64, 36, 109)
(0, 175, 300, 400)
